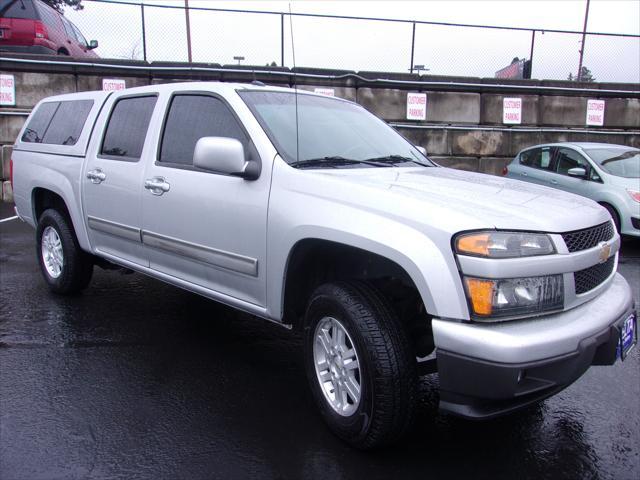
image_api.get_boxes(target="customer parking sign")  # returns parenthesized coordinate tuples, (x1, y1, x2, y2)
(0, 74, 16, 106)
(406, 92, 427, 120)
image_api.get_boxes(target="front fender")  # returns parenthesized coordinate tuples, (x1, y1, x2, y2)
(266, 199, 469, 322)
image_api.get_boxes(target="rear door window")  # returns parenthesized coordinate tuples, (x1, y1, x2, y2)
(0, 0, 38, 19)
(101, 95, 157, 160)
(159, 94, 253, 167)
(21, 99, 93, 145)
(520, 147, 555, 171)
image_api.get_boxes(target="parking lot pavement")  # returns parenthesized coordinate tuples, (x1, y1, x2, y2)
(1, 202, 639, 480)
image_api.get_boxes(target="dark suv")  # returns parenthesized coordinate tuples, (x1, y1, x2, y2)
(0, 0, 98, 57)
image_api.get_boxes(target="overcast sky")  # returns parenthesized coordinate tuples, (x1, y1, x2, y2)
(64, 0, 640, 82)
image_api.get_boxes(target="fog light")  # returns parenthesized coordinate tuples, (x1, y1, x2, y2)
(464, 274, 564, 320)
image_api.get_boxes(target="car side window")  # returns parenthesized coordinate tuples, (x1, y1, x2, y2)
(556, 148, 588, 176)
(21, 102, 59, 143)
(159, 94, 253, 167)
(21, 100, 93, 145)
(520, 147, 555, 171)
(60, 16, 77, 42)
(71, 23, 88, 47)
(101, 96, 157, 160)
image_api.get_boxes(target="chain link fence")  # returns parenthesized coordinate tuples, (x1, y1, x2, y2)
(62, 0, 640, 83)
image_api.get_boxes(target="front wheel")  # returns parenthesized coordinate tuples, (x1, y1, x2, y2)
(600, 203, 621, 234)
(304, 281, 417, 449)
(36, 209, 93, 294)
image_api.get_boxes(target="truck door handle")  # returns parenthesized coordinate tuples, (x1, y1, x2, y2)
(144, 177, 170, 195)
(521, 172, 528, 177)
(550, 179, 558, 185)
(86, 168, 106, 184)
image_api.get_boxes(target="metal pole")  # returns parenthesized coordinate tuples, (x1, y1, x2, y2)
(577, 0, 591, 81)
(528, 29, 535, 78)
(409, 22, 416, 74)
(281, 13, 285, 67)
(184, 0, 193, 63)
(141, 4, 147, 62)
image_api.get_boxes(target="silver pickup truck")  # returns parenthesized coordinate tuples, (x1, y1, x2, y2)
(10, 82, 637, 449)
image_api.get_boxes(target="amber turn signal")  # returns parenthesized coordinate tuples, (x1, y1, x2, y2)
(464, 277, 495, 316)
(456, 233, 491, 257)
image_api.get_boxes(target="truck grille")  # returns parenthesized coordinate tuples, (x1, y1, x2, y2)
(574, 256, 615, 294)
(562, 222, 614, 252)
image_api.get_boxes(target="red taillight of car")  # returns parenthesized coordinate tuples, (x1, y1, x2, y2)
(501, 166, 509, 176)
(627, 189, 640, 203)
(34, 21, 48, 39)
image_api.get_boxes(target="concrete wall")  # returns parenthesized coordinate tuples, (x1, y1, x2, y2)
(1, 57, 639, 201)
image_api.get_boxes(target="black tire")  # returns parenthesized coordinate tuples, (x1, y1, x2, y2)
(601, 203, 621, 233)
(303, 281, 417, 449)
(36, 209, 93, 294)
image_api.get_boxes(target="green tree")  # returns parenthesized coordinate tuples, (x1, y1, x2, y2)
(568, 66, 596, 82)
(41, 0, 83, 13)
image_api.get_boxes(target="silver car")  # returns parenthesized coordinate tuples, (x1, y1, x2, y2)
(505, 142, 640, 237)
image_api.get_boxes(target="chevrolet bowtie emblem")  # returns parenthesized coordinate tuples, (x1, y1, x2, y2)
(598, 242, 611, 264)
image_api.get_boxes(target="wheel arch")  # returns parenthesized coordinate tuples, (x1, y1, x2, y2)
(281, 238, 419, 323)
(31, 186, 91, 251)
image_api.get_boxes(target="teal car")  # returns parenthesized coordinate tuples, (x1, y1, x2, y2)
(505, 142, 640, 238)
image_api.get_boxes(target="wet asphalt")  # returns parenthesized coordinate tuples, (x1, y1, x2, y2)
(0, 201, 639, 480)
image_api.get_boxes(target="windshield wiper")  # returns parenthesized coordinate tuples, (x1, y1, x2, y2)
(292, 156, 391, 169)
(363, 155, 427, 166)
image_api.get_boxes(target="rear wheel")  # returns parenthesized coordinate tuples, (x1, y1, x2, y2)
(303, 281, 417, 449)
(36, 209, 93, 294)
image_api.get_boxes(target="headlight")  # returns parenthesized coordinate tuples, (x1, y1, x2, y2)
(455, 231, 555, 258)
(463, 275, 564, 320)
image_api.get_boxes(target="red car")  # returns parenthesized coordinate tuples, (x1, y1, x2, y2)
(0, 0, 98, 57)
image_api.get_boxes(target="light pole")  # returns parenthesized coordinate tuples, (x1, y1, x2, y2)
(184, 0, 192, 63)
(577, 0, 591, 81)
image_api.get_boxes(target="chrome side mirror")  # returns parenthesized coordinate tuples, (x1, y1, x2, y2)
(567, 167, 587, 178)
(88, 40, 99, 49)
(194, 137, 248, 176)
(415, 145, 427, 156)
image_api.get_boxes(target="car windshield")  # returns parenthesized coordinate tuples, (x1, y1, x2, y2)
(585, 148, 640, 178)
(238, 91, 433, 168)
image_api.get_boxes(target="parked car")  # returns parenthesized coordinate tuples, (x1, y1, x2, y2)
(10, 83, 636, 449)
(0, 0, 98, 57)
(504, 142, 640, 237)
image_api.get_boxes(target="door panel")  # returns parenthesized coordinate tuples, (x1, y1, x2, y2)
(82, 94, 158, 266)
(141, 93, 269, 307)
(518, 146, 557, 186)
(553, 147, 596, 199)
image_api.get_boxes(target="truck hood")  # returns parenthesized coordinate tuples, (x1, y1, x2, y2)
(311, 166, 608, 233)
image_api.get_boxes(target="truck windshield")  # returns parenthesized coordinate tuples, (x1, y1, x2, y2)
(239, 90, 433, 168)
(585, 148, 640, 179)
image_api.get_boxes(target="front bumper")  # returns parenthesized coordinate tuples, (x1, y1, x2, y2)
(433, 273, 635, 419)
